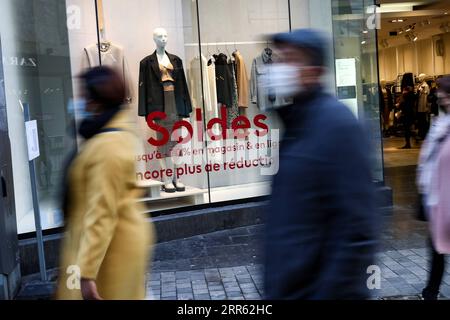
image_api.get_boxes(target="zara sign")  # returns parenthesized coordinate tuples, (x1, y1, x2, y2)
(1, 56, 37, 68)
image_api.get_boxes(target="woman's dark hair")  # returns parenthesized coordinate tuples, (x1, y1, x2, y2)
(401, 72, 414, 90)
(80, 66, 125, 108)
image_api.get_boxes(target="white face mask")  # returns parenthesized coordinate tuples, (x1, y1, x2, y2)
(258, 63, 303, 108)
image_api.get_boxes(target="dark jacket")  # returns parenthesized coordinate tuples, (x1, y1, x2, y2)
(400, 90, 416, 123)
(264, 90, 378, 300)
(138, 51, 192, 117)
(214, 53, 234, 108)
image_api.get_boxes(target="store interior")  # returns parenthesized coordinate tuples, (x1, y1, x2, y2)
(377, 0, 450, 168)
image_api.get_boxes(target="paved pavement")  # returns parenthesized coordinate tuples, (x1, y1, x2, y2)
(145, 224, 450, 300)
(144, 165, 450, 300)
(16, 165, 450, 300)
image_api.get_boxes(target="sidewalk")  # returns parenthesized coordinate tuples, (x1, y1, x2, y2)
(17, 224, 450, 300)
(17, 166, 450, 300)
(145, 226, 450, 300)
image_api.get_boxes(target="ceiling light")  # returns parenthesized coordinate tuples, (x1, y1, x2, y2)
(413, 34, 418, 42)
(379, 3, 416, 13)
(398, 28, 404, 34)
(390, 19, 405, 23)
(361, 40, 367, 45)
(362, 30, 368, 34)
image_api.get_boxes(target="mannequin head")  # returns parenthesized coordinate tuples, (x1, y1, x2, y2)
(419, 73, 427, 83)
(153, 28, 168, 50)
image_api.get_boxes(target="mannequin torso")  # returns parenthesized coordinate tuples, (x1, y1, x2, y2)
(156, 48, 171, 68)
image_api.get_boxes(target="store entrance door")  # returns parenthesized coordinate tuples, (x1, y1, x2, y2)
(375, 1, 450, 243)
(378, 0, 450, 169)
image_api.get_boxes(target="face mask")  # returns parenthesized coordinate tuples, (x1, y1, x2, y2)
(69, 98, 94, 120)
(258, 63, 303, 109)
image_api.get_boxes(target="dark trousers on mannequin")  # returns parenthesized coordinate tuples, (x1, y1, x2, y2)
(423, 239, 446, 300)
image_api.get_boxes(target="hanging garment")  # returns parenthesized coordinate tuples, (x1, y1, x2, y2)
(214, 53, 234, 108)
(418, 81, 431, 113)
(228, 59, 240, 127)
(84, 42, 134, 103)
(206, 56, 221, 163)
(188, 54, 217, 117)
(207, 56, 219, 119)
(232, 50, 250, 108)
(138, 51, 192, 117)
(250, 50, 292, 111)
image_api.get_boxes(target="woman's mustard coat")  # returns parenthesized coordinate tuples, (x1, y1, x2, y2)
(56, 110, 155, 300)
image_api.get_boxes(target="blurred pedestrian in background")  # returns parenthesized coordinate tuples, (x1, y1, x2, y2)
(417, 76, 450, 300)
(262, 29, 378, 300)
(398, 85, 416, 149)
(56, 66, 155, 300)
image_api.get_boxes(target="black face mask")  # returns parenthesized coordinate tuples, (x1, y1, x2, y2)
(78, 106, 122, 139)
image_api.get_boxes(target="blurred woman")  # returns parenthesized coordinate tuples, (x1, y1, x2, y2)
(56, 66, 155, 300)
(417, 76, 450, 300)
(398, 85, 416, 149)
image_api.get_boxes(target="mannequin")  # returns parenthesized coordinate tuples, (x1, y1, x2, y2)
(417, 73, 430, 140)
(138, 28, 193, 193)
(155, 28, 184, 193)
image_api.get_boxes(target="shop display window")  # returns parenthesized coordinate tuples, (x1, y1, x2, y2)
(0, 0, 383, 234)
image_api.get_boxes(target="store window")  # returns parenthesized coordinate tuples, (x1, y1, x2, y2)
(1, 0, 383, 234)
(0, 0, 78, 234)
(331, 0, 384, 182)
(70, 0, 297, 218)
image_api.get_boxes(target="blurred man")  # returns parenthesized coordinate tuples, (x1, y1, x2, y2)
(263, 29, 378, 300)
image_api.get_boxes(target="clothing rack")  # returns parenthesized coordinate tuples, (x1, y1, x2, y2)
(184, 41, 271, 47)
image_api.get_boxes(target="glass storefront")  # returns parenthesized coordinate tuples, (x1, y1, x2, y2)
(331, 0, 384, 182)
(0, 0, 77, 234)
(0, 0, 382, 235)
